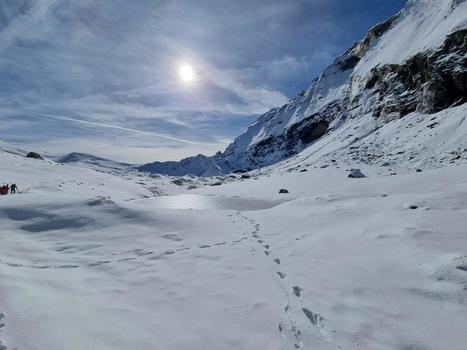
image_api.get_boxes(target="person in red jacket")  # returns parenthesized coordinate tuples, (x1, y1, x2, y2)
(1, 185, 8, 195)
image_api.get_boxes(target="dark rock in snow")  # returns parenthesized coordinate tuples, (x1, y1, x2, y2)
(279, 189, 289, 194)
(172, 179, 183, 186)
(210, 182, 222, 186)
(300, 169, 308, 172)
(26, 152, 43, 160)
(348, 169, 366, 178)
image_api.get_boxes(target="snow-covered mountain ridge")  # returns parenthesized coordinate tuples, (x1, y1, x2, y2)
(56, 153, 133, 173)
(140, 0, 467, 176)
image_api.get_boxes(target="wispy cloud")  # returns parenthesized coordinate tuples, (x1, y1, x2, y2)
(0, 0, 60, 51)
(0, 0, 407, 163)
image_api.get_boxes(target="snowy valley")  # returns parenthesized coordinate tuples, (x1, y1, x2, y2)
(1, 0, 467, 349)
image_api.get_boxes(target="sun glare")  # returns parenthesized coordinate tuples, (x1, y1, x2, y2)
(178, 64, 195, 83)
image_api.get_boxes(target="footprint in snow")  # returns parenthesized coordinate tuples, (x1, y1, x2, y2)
(57, 264, 79, 269)
(292, 286, 302, 297)
(6, 262, 22, 267)
(176, 247, 191, 251)
(134, 250, 153, 256)
(302, 308, 324, 326)
(30, 265, 51, 269)
(277, 271, 286, 279)
(118, 257, 136, 262)
(88, 261, 110, 267)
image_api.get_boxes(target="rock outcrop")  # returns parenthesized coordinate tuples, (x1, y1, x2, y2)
(26, 152, 43, 160)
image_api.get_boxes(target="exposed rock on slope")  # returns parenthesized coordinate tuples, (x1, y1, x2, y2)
(26, 152, 43, 160)
(139, 0, 467, 176)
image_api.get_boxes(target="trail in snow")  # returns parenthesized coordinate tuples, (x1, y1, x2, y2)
(238, 212, 338, 350)
(0, 226, 250, 272)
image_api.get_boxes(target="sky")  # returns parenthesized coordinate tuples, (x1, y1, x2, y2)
(0, 0, 407, 163)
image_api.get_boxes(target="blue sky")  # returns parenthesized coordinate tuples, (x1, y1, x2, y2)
(0, 0, 406, 163)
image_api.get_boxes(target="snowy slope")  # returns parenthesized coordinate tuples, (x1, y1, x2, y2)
(139, 153, 225, 177)
(56, 152, 134, 174)
(354, 0, 467, 75)
(2, 140, 467, 349)
(140, 0, 466, 176)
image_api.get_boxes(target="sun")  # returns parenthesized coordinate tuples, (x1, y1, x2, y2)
(178, 64, 196, 83)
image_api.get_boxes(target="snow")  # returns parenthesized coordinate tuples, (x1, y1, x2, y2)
(354, 0, 467, 76)
(1, 98, 467, 350)
(0, 1, 466, 348)
(56, 153, 133, 174)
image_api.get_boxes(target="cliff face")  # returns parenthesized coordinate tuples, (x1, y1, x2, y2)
(140, 0, 467, 176)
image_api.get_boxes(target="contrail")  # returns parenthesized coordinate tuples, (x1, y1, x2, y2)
(27, 113, 206, 145)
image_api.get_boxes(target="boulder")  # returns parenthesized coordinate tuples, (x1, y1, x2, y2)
(348, 169, 366, 178)
(26, 152, 43, 160)
(279, 189, 289, 194)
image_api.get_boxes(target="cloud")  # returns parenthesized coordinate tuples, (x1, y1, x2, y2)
(0, 0, 60, 51)
(0, 0, 407, 162)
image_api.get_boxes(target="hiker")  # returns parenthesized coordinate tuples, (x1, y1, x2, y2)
(10, 183, 18, 194)
(1, 184, 9, 195)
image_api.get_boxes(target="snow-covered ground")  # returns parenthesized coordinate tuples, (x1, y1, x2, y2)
(1, 121, 467, 349)
(1, 1, 465, 348)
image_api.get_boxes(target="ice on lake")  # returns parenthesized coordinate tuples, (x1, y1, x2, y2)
(134, 194, 283, 211)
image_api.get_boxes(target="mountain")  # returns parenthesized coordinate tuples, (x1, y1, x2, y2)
(139, 153, 226, 177)
(57, 152, 133, 173)
(139, 0, 467, 176)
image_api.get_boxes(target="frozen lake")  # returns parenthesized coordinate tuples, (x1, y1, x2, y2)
(136, 194, 283, 211)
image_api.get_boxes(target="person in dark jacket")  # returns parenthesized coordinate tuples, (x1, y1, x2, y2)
(10, 184, 18, 194)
